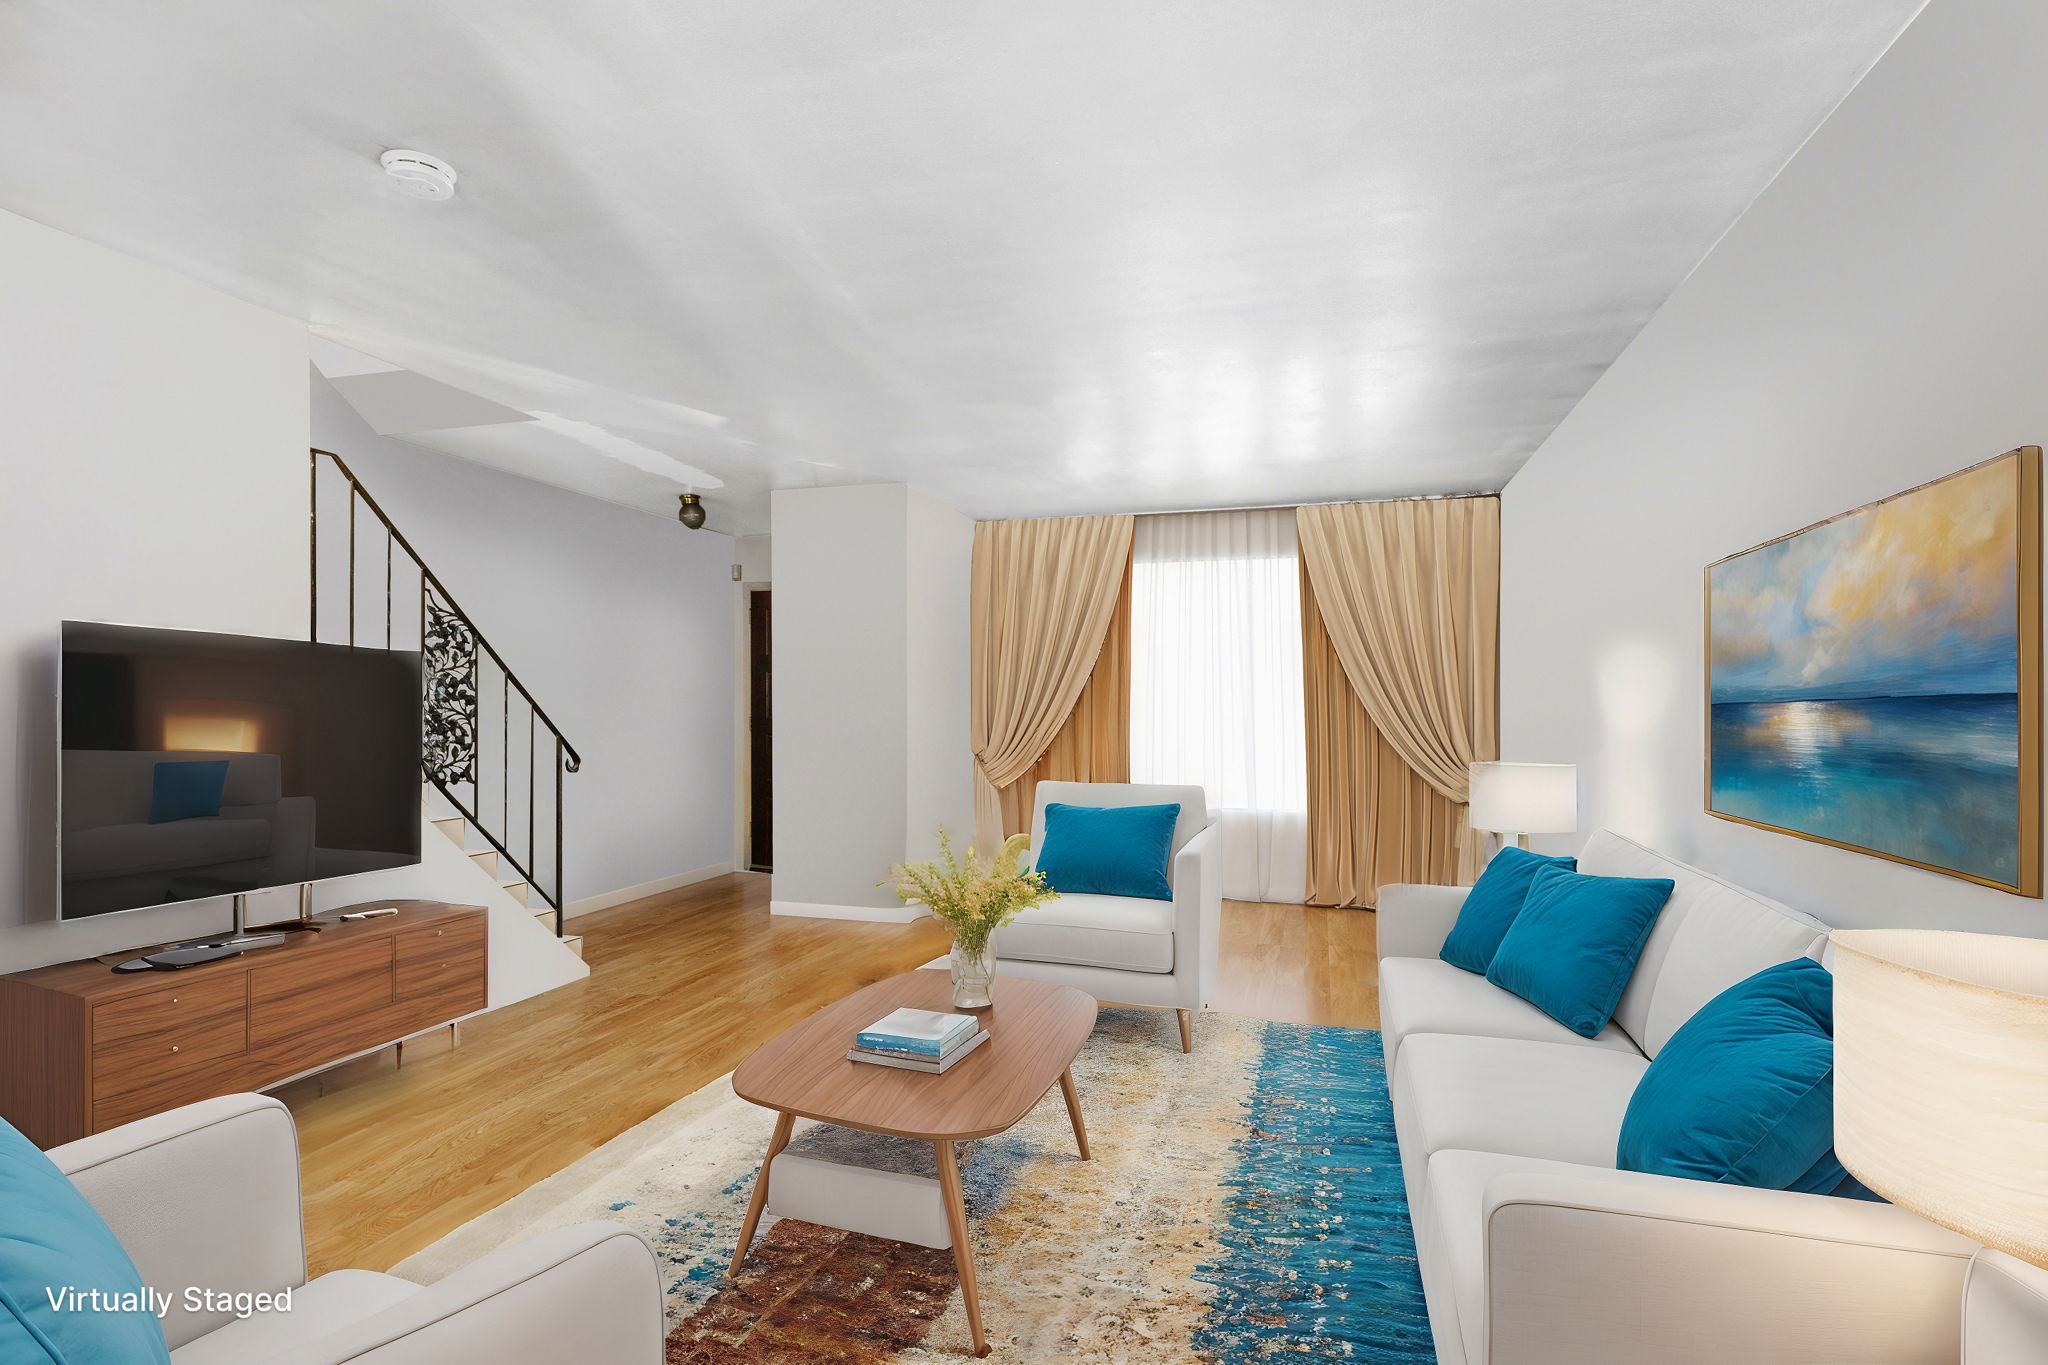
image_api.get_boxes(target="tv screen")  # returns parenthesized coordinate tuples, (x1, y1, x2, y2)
(60, 621, 423, 919)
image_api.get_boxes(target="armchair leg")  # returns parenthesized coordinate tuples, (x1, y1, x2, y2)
(1176, 1009, 1193, 1053)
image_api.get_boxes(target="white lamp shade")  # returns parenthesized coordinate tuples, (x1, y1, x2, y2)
(1467, 762, 1577, 834)
(1832, 929, 2048, 1270)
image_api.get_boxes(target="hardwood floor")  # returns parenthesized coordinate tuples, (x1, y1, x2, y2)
(283, 873, 1380, 1275)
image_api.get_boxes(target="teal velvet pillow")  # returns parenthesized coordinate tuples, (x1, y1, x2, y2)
(0, 1116, 171, 1364)
(148, 759, 229, 824)
(1618, 958, 1847, 1193)
(1485, 865, 1673, 1037)
(1035, 802, 1181, 901)
(1438, 846, 1577, 974)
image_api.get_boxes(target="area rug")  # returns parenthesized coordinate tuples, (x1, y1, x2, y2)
(393, 1007, 1433, 1363)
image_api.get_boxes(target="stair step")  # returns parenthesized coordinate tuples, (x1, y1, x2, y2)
(431, 817, 466, 848)
(531, 906, 556, 931)
(468, 849, 498, 877)
(500, 880, 529, 906)
(561, 935, 584, 959)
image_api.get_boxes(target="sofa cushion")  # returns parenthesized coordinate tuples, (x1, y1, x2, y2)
(0, 1116, 171, 1365)
(1391, 1033, 1648, 1208)
(993, 893, 1174, 974)
(1618, 959, 1845, 1193)
(1580, 830, 1829, 1058)
(1438, 846, 1577, 974)
(1034, 802, 1180, 901)
(62, 817, 271, 881)
(1486, 866, 1673, 1037)
(168, 1270, 419, 1365)
(1379, 957, 1638, 1075)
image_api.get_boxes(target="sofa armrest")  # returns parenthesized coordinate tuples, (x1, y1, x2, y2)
(1374, 883, 1468, 963)
(1172, 823, 1223, 1008)
(296, 1223, 664, 1365)
(51, 1094, 306, 1351)
(1480, 1165, 1974, 1365)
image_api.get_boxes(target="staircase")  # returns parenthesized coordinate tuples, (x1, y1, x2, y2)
(310, 447, 582, 953)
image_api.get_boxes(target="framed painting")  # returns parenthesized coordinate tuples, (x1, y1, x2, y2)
(1705, 447, 2041, 895)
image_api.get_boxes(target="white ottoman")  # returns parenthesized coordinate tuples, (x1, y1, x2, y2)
(765, 1122, 957, 1249)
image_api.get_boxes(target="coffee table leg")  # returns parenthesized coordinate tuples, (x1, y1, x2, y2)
(934, 1139, 988, 1357)
(1057, 1067, 1091, 1160)
(729, 1110, 795, 1276)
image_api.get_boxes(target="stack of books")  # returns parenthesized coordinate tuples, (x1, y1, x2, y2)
(848, 1007, 990, 1074)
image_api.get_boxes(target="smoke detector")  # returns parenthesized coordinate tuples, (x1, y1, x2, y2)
(380, 150, 458, 201)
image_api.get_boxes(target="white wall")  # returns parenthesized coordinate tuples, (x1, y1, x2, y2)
(1501, 0, 2048, 938)
(1, 208, 309, 971)
(312, 375, 736, 913)
(770, 483, 974, 917)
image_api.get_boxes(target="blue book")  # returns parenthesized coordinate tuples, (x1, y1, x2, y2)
(857, 1007, 978, 1056)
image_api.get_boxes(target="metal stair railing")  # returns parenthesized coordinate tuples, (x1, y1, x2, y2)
(310, 447, 582, 934)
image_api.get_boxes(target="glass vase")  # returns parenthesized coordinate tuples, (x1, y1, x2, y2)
(950, 939, 996, 1009)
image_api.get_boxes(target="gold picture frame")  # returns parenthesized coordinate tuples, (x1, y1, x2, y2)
(1703, 447, 2041, 897)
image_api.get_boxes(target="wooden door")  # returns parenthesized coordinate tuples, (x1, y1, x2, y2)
(748, 589, 772, 871)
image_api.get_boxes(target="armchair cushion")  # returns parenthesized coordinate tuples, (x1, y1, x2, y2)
(0, 1116, 170, 1365)
(168, 1272, 418, 1365)
(150, 760, 230, 824)
(994, 893, 1174, 973)
(1035, 802, 1180, 901)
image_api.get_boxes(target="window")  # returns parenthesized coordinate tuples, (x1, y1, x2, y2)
(1130, 507, 1307, 901)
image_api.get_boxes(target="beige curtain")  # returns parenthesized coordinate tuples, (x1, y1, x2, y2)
(1296, 496, 1500, 886)
(971, 515, 1136, 849)
(1302, 563, 1464, 905)
(998, 550, 1131, 836)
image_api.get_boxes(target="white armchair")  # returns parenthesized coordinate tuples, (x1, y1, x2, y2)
(50, 1093, 665, 1364)
(991, 781, 1221, 1050)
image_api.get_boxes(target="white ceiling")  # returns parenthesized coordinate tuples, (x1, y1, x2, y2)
(0, 2, 1923, 532)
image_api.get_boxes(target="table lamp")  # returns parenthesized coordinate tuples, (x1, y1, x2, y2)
(1467, 761, 1577, 849)
(1831, 929, 2048, 1358)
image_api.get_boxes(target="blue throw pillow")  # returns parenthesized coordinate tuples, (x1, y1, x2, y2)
(1485, 865, 1673, 1037)
(1035, 802, 1181, 901)
(1439, 846, 1578, 974)
(0, 1117, 171, 1364)
(1618, 959, 1847, 1193)
(148, 760, 229, 824)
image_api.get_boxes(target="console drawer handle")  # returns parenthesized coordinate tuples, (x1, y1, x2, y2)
(169, 1045, 180, 1054)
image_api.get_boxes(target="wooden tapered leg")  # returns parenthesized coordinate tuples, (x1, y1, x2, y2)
(935, 1139, 988, 1357)
(1176, 1008, 1193, 1053)
(1057, 1067, 1091, 1160)
(728, 1110, 795, 1276)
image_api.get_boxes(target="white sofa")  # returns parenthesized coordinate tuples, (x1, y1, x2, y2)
(1378, 829, 1978, 1365)
(49, 1093, 664, 1363)
(991, 781, 1221, 1050)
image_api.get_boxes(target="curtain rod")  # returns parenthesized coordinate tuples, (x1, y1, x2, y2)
(1121, 488, 1501, 520)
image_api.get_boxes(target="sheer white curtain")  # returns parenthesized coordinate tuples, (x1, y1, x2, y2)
(1130, 508, 1308, 902)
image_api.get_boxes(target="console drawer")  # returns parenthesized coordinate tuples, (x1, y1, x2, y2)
(91, 974, 249, 1129)
(395, 917, 486, 1009)
(248, 936, 395, 1049)
(92, 980, 246, 1079)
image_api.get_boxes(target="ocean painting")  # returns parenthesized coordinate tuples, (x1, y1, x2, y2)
(1707, 450, 2039, 894)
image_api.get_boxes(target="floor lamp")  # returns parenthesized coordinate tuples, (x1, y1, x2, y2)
(1832, 930, 2048, 1360)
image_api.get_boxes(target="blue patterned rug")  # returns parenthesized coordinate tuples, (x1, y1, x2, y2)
(398, 1008, 1434, 1364)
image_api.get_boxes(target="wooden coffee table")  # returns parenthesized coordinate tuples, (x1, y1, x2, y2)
(728, 969, 1098, 1356)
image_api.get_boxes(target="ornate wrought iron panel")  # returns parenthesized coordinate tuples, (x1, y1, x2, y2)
(422, 594, 479, 787)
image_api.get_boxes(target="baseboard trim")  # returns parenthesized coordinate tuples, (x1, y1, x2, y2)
(567, 863, 737, 919)
(770, 899, 926, 923)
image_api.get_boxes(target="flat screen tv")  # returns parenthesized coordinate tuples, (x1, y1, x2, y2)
(60, 621, 423, 919)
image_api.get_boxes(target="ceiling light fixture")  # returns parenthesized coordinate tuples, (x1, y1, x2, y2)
(379, 149, 458, 201)
(677, 493, 707, 530)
